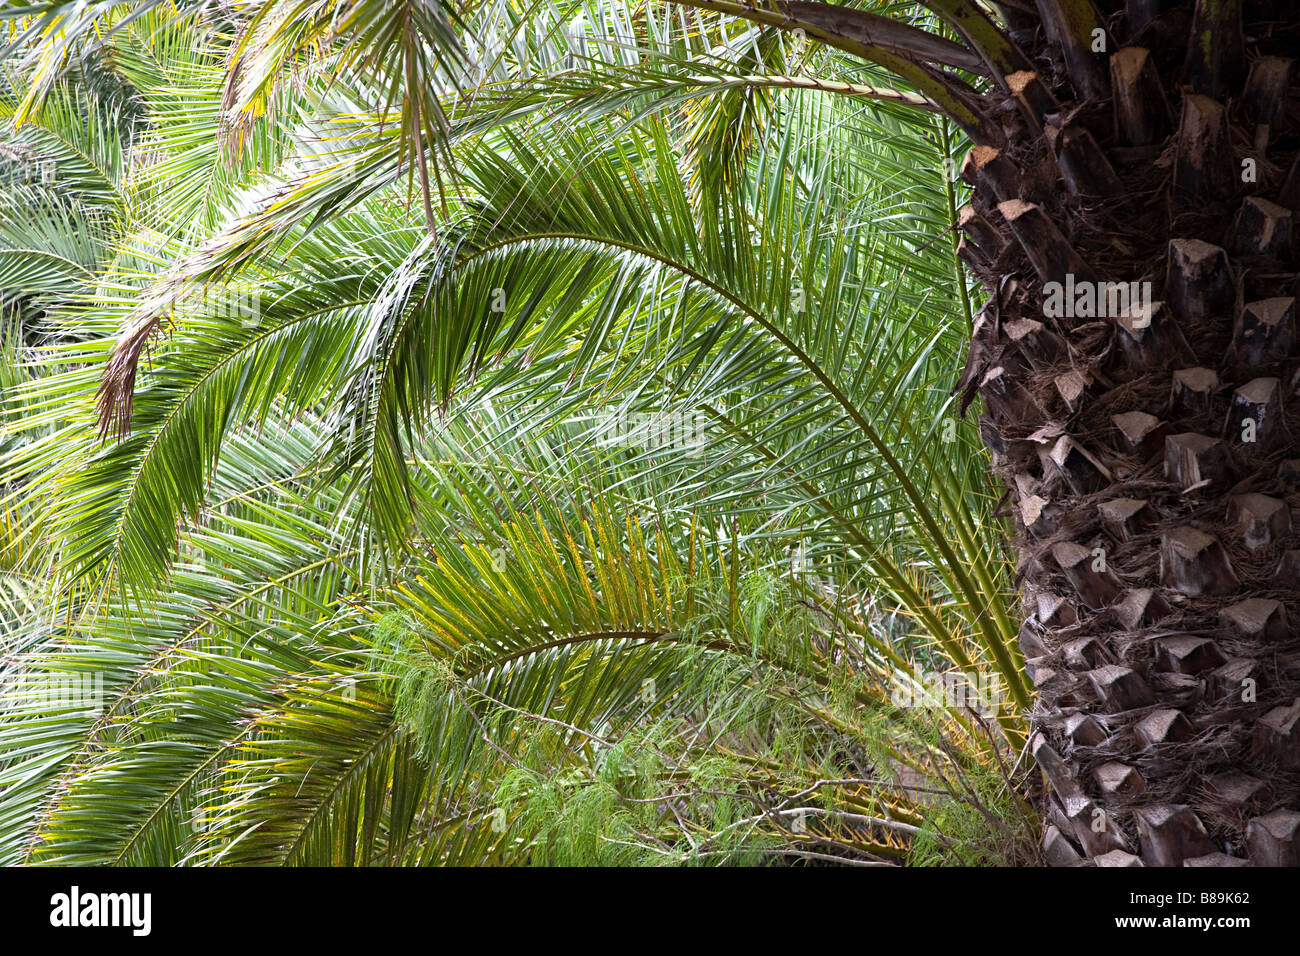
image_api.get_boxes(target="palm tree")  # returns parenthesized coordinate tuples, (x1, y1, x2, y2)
(0, 7, 1034, 865)
(3, 0, 1298, 866)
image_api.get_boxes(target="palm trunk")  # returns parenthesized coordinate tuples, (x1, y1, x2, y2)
(957, 0, 1300, 865)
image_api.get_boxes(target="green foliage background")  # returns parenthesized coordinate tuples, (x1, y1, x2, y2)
(0, 2, 1033, 865)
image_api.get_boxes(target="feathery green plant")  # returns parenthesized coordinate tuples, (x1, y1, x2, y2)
(0, 4, 1034, 866)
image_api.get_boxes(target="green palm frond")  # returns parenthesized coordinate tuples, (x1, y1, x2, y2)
(0, 2, 1036, 867)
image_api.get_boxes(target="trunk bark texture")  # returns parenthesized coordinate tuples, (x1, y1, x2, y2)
(957, 0, 1300, 865)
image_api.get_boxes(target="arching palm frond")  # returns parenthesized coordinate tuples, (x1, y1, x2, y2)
(0, 1, 1037, 867)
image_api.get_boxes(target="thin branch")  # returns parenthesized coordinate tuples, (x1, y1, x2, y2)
(659, 0, 996, 140)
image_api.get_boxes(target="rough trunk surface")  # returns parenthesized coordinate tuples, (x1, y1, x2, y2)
(957, 1, 1300, 865)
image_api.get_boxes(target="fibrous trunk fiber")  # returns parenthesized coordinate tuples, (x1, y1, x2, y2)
(958, 0, 1300, 866)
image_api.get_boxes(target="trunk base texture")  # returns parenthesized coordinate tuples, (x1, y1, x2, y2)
(957, 2, 1300, 866)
